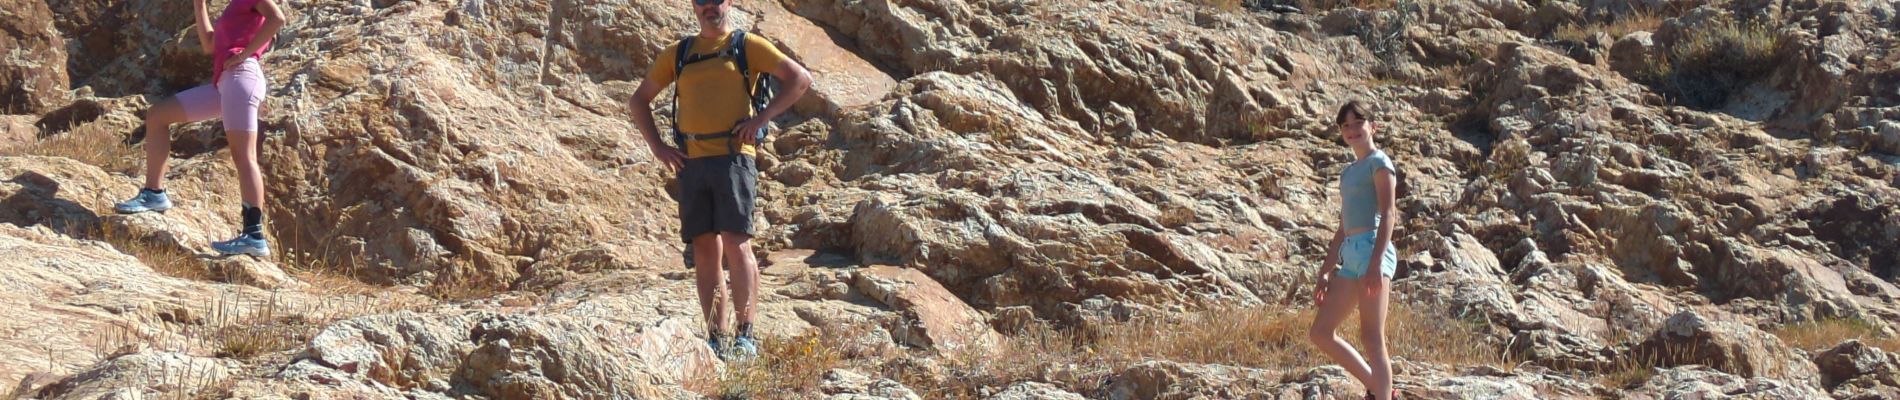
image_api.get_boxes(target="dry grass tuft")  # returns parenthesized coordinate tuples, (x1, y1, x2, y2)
(1188, 0, 1397, 13)
(1596, 337, 1709, 390)
(1626, 17, 1783, 110)
(95, 222, 211, 281)
(1774, 318, 1900, 353)
(1296, 0, 1397, 11)
(422, 271, 510, 301)
(1552, 10, 1662, 43)
(1190, 0, 1245, 12)
(211, 316, 314, 360)
(5, 122, 141, 174)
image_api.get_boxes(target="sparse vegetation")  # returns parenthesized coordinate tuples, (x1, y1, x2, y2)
(211, 316, 314, 360)
(96, 222, 212, 281)
(3, 121, 141, 175)
(1599, 358, 1659, 390)
(1595, 329, 1699, 390)
(1284, 0, 1398, 11)
(1353, 1, 1421, 80)
(1081, 305, 1507, 369)
(422, 269, 511, 301)
(696, 304, 1509, 398)
(1190, 0, 1245, 12)
(1552, 9, 1663, 43)
(1156, 205, 1199, 227)
(1627, 17, 1784, 110)
(1190, 0, 1398, 14)
(1773, 317, 1900, 353)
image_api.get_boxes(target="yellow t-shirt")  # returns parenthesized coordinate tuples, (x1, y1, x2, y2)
(646, 32, 789, 158)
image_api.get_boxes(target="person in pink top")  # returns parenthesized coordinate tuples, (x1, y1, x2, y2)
(114, 0, 288, 258)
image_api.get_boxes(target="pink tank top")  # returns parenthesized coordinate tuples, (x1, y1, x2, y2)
(212, 0, 271, 85)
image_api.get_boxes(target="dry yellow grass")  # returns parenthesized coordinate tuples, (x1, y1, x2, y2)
(1773, 318, 1900, 353)
(5, 122, 142, 175)
(697, 332, 853, 399)
(1188, 0, 1396, 13)
(1294, 0, 1397, 11)
(210, 316, 314, 360)
(85, 322, 146, 363)
(1552, 10, 1662, 42)
(95, 222, 212, 281)
(422, 270, 510, 301)
(1190, 0, 1245, 12)
(695, 303, 1507, 399)
(1089, 305, 1510, 370)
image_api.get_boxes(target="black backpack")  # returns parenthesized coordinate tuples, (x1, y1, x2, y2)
(670, 29, 777, 151)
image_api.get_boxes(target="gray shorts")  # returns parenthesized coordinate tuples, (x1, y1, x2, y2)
(677, 155, 757, 242)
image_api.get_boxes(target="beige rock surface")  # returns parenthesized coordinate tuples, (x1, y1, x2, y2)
(3, 0, 1899, 398)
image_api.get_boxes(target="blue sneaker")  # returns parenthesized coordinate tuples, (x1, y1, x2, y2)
(113, 189, 173, 214)
(728, 335, 759, 361)
(211, 232, 270, 257)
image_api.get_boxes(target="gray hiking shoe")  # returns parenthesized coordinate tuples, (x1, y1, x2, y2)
(211, 232, 270, 257)
(728, 334, 759, 361)
(113, 189, 173, 214)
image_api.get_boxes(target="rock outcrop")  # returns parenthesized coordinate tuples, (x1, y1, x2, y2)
(0, 0, 69, 114)
(4, 0, 1898, 398)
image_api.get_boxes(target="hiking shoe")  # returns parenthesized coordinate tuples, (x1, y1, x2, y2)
(211, 232, 270, 257)
(113, 189, 173, 214)
(707, 335, 729, 358)
(728, 334, 759, 361)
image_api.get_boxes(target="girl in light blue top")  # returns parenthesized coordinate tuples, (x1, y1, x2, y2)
(1308, 101, 1400, 400)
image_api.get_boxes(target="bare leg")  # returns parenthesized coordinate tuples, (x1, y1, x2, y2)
(692, 233, 729, 335)
(142, 99, 188, 190)
(1359, 276, 1394, 400)
(723, 233, 759, 328)
(1308, 273, 1374, 387)
(224, 130, 265, 207)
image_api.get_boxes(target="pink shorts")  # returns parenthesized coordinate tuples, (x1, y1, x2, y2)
(176, 58, 267, 133)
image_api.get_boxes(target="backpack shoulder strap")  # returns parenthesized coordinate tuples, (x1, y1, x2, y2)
(731, 30, 760, 114)
(673, 36, 697, 77)
(669, 36, 696, 149)
(730, 30, 751, 77)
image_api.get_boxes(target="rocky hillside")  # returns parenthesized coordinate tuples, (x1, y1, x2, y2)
(2, 0, 1899, 398)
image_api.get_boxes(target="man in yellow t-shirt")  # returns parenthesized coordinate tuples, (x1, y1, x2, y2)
(627, 0, 811, 360)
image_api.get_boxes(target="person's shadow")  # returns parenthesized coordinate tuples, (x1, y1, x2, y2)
(2, 172, 102, 237)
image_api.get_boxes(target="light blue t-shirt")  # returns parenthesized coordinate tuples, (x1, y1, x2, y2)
(1340, 150, 1395, 230)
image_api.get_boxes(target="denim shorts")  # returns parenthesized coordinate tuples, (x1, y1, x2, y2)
(1338, 230, 1396, 279)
